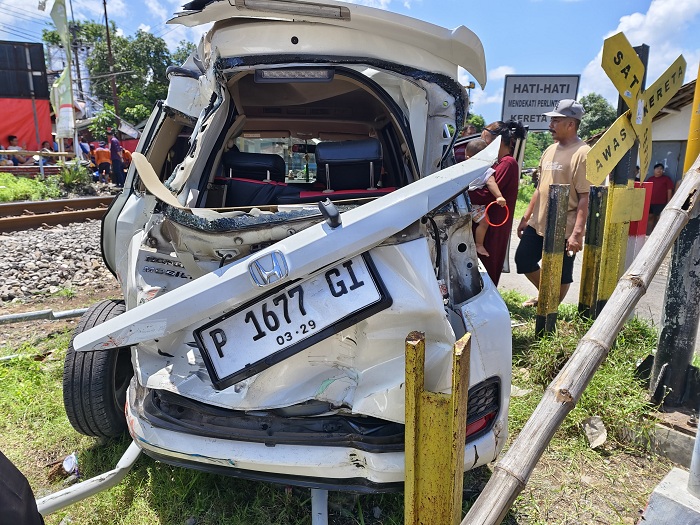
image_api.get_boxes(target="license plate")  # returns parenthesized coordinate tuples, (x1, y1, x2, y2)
(194, 253, 391, 390)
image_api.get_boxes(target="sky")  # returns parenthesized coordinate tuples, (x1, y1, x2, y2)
(1, 0, 699, 124)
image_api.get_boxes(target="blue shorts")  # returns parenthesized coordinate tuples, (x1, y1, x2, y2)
(514, 226, 575, 284)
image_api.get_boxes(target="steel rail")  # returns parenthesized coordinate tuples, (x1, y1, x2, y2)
(0, 196, 114, 217)
(0, 196, 114, 232)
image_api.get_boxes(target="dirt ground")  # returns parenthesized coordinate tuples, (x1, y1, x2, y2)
(0, 282, 121, 348)
(0, 282, 675, 524)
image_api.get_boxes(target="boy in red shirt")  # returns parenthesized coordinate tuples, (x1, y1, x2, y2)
(646, 162, 674, 234)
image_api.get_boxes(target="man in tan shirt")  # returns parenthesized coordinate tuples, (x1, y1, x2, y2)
(515, 99, 591, 306)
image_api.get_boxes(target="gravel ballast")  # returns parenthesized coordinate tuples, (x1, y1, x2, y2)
(0, 220, 117, 304)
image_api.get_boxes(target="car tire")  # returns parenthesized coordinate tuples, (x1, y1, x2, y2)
(63, 299, 134, 438)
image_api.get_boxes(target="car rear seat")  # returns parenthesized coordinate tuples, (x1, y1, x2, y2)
(212, 139, 396, 208)
(214, 149, 299, 207)
(315, 138, 382, 191)
(278, 138, 396, 204)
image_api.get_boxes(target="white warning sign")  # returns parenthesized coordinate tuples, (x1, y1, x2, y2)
(501, 75, 580, 131)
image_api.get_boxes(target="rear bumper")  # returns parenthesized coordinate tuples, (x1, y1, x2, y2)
(125, 380, 506, 490)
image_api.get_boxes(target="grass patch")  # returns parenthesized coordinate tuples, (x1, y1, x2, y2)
(516, 175, 536, 219)
(52, 286, 77, 299)
(502, 290, 657, 443)
(0, 294, 667, 524)
(0, 163, 91, 202)
(0, 172, 62, 202)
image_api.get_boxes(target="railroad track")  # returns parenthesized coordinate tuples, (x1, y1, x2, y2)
(0, 196, 114, 233)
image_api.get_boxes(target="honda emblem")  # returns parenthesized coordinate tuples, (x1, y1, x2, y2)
(248, 250, 289, 286)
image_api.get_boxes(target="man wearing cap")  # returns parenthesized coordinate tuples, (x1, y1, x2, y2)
(515, 99, 591, 307)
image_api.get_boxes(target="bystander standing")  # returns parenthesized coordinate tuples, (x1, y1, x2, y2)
(106, 129, 125, 187)
(515, 99, 591, 307)
(645, 162, 674, 234)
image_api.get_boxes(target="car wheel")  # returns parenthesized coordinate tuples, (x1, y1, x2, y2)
(63, 299, 134, 438)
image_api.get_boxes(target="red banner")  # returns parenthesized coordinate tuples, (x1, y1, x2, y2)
(0, 98, 52, 150)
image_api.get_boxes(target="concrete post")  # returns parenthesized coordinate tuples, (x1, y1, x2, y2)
(650, 215, 700, 405)
(578, 186, 607, 318)
(689, 424, 700, 498)
(404, 331, 470, 525)
(536, 184, 570, 336)
(650, 65, 700, 406)
(311, 488, 328, 525)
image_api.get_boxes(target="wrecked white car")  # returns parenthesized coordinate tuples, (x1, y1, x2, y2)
(64, 0, 512, 491)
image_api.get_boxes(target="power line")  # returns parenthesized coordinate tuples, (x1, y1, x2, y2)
(1, 9, 48, 28)
(0, 22, 44, 42)
(3, 2, 51, 20)
(154, 27, 176, 39)
(2, 4, 51, 24)
(81, 69, 136, 80)
(150, 23, 172, 38)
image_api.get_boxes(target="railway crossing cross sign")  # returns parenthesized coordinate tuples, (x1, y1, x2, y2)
(587, 32, 686, 189)
(583, 33, 686, 318)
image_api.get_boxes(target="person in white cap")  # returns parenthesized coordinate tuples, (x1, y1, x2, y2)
(515, 99, 591, 307)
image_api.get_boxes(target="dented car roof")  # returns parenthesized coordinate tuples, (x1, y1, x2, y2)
(167, 0, 487, 87)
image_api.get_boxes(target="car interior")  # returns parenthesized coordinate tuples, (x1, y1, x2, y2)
(149, 67, 419, 211)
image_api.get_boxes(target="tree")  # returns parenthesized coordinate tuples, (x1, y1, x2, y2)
(172, 40, 197, 66)
(43, 21, 179, 119)
(124, 104, 152, 124)
(89, 104, 118, 141)
(87, 29, 170, 112)
(523, 131, 553, 168)
(578, 93, 616, 140)
(42, 20, 107, 48)
(466, 113, 485, 131)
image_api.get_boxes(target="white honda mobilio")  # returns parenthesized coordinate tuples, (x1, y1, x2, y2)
(63, 0, 513, 492)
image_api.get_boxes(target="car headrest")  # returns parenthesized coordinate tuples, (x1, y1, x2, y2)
(222, 150, 286, 182)
(315, 138, 382, 166)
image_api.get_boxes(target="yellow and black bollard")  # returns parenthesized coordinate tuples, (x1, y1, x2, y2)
(404, 331, 470, 525)
(594, 182, 646, 316)
(578, 186, 607, 318)
(536, 184, 570, 336)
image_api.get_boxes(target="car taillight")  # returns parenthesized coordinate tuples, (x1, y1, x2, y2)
(465, 377, 500, 441)
(466, 412, 495, 439)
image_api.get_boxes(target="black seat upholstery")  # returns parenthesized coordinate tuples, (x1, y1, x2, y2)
(315, 138, 382, 191)
(213, 177, 299, 207)
(222, 149, 286, 182)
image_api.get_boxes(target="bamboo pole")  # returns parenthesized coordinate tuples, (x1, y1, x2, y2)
(461, 154, 700, 525)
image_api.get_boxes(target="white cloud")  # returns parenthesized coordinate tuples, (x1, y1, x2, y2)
(72, 0, 126, 22)
(580, 0, 700, 107)
(342, 0, 392, 8)
(144, 0, 168, 21)
(138, 23, 151, 32)
(469, 65, 516, 119)
(489, 65, 516, 82)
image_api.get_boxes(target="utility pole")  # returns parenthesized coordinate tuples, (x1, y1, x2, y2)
(24, 44, 44, 177)
(67, 0, 84, 102)
(69, 24, 85, 101)
(102, 0, 120, 125)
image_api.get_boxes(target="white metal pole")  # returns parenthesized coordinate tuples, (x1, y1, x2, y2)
(310, 488, 328, 525)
